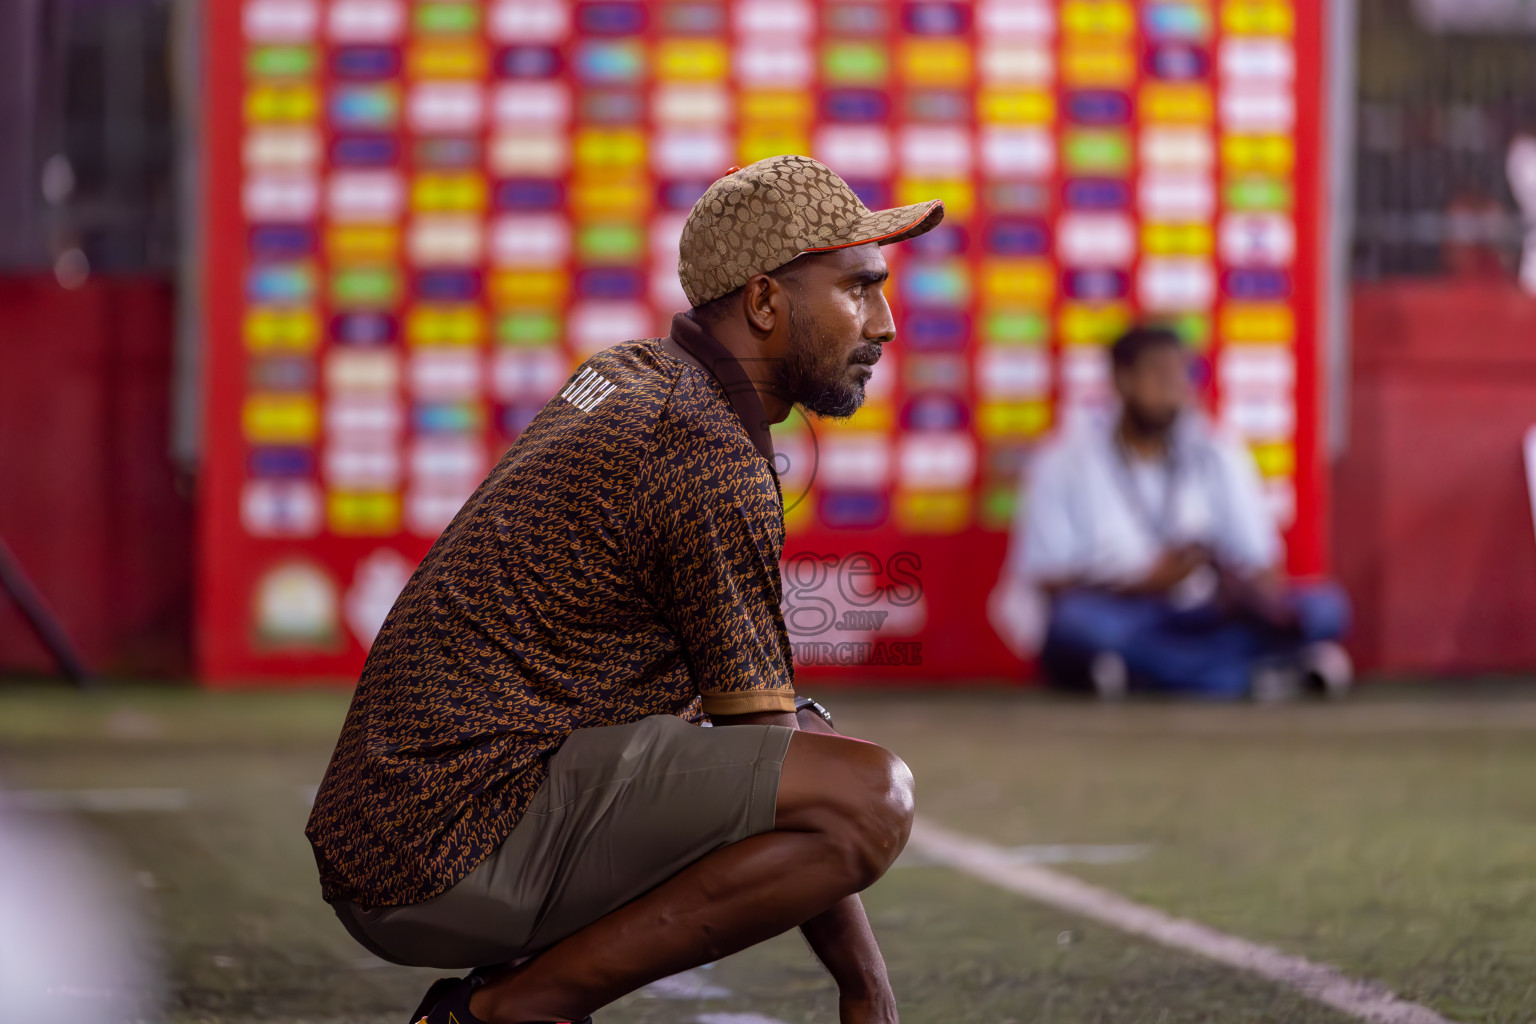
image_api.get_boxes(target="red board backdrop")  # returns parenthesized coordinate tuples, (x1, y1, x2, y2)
(0, 278, 192, 678)
(199, 0, 1328, 684)
(1337, 282, 1536, 674)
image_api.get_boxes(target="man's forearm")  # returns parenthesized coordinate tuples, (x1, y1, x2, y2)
(775, 712, 894, 1002)
(1038, 575, 1144, 597)
(713, 706, 894, 1001)
(799, 893, 895, 1003)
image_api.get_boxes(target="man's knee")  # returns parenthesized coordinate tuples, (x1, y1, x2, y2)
(840, 744, 914, 886)
(1290, 582, 1351, 641)
(1047, 589, 1149, 655)
(780, 735, 915, 889)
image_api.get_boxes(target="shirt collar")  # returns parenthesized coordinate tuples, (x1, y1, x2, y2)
(668, 312, 777, 468)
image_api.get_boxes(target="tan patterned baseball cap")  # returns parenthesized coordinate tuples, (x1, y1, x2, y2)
(677, 154, 946, 307)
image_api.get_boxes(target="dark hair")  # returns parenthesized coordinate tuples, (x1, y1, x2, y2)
(1109, 324, 1183, 372)
(689, 258, 806, 326)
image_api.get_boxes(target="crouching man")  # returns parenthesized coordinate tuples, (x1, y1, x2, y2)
(305, 156, 946, 1024)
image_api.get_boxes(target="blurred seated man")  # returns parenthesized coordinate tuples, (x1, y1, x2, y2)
(1017, 325, 1351, 700)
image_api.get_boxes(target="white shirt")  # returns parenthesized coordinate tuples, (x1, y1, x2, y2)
(1011, 408, 1281, 590)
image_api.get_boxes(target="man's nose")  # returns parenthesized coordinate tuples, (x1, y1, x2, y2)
(866, 294, 896, 345)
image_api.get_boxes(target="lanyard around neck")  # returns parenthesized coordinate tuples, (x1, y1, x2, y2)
(1110, 432, 1180, 545)
(668, 313, 777, 472)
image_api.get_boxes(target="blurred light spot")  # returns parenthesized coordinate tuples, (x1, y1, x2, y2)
(41, 154, 75, 205)
(55, 248, 90, 290)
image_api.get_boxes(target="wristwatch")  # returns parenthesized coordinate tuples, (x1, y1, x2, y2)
(794, 695, 835, 728)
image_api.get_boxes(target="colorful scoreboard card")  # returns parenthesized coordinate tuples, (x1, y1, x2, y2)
(200, 0, 1328, 682)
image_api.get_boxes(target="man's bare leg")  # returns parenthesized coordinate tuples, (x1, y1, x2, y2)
(467, 730, 914, 1023)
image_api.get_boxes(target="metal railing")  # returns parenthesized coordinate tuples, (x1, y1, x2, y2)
(1351, 0, 1536, 280)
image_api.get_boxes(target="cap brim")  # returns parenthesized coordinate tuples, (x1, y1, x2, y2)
(800, 199, 946, 253)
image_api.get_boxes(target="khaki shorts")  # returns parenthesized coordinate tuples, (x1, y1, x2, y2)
(330, 715, 793, 969)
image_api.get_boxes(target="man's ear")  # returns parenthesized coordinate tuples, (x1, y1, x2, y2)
(743, 274, 779, 334)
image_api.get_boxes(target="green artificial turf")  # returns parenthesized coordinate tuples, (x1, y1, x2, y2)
(836, 689, 1536, 1024)
(0, 682, 1529, 1022)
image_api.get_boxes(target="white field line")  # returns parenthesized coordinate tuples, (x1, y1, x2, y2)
(1005, 842, 1152, 864)
(642, 969, 731, 999)
(897, 842, 1151, 868)
(909, 818, 1459, 1024)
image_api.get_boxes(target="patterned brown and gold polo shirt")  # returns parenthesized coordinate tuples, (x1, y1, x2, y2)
(305, 314, 797, 907)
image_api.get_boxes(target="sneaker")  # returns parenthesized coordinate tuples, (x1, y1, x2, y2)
(409, 972, 593, 1024)
(1300, 641, 1353, 699)
(409, 974, 474, 1024)
(1089, 651, 1129, 701)
(1249, 661, 1301, 704)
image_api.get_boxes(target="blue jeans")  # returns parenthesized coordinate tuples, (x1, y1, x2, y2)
(1040, 583, 1351, 699)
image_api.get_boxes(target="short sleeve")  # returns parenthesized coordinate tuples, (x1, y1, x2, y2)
(1206, 431, 1282, 573)
(633, 414, 796, 717)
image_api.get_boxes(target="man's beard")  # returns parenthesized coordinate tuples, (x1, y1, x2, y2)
(778, 306, 881, 419)
(1122, 401, 1179, 438)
